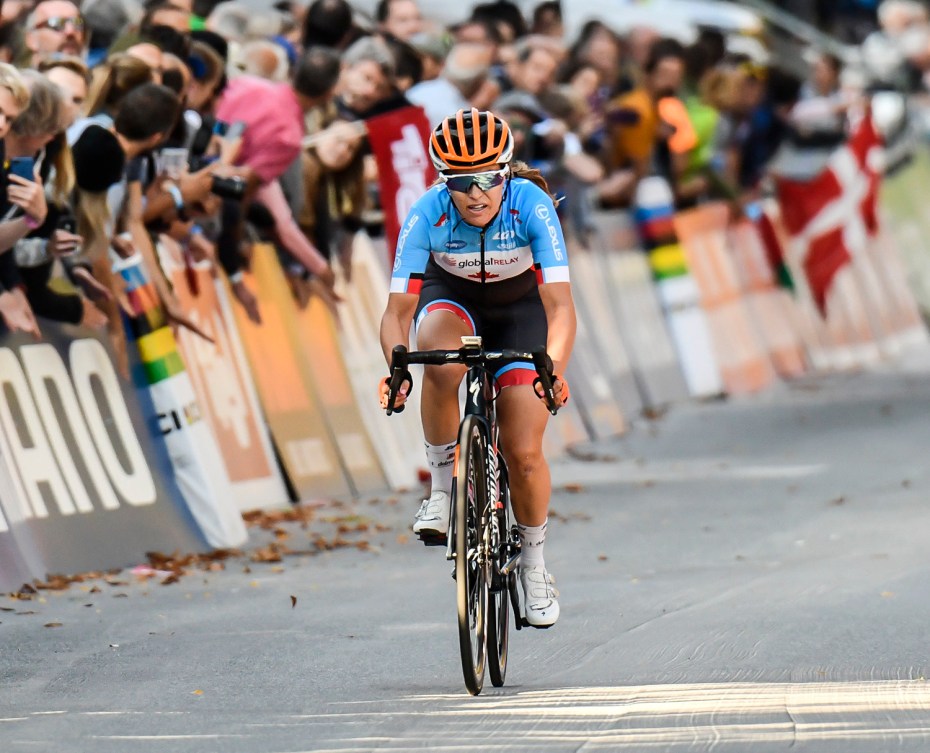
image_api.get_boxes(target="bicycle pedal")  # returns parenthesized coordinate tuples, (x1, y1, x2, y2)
(418, 532, 448, 547)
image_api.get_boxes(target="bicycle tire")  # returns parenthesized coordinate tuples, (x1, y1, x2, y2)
(487, 453, 511, 687)
(455, 415, 488, 695)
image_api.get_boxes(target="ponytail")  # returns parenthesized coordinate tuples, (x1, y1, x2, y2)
(509, 160, 560, 205)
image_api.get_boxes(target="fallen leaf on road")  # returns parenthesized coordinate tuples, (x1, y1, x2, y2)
(598, 554, 608, 561)
(290, 595, 297, 608)
(192, 689, 204, 696)
(562, 483, 584, 493)
(44, 622, 63, 628)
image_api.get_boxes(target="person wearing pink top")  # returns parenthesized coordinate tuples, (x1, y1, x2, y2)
(216, 46, 341, 288)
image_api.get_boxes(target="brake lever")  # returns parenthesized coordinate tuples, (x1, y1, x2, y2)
(386, 345, 412, 416)
(531, 349, 559, 416)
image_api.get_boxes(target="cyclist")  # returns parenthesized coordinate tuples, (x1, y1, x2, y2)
(379, 108, 576, 627)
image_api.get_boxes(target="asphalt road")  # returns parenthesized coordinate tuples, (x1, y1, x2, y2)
(5, 352, 930, 751)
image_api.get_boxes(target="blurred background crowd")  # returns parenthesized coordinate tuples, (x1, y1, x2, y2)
(0, 0, 928, 356)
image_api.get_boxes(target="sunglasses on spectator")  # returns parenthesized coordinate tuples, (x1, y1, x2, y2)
(34, 16, 85, 32)
(440, 166, 509, 193)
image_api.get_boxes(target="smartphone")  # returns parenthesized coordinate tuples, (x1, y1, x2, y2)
(57, 217, 77, 234)
(225, 121, 246, 140)
(8, 156, 35, 181)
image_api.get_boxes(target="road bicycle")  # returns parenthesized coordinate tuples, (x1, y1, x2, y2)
(385, 337, 561, 695)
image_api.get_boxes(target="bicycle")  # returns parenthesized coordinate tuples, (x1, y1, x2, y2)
(385, 336, 562, 695)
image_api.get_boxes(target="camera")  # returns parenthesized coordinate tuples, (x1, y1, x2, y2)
(210, 175, 246, 200)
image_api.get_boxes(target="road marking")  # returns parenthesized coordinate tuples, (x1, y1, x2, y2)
(552, 459, 826, 486)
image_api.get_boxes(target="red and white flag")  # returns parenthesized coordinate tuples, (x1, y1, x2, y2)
(365, 106, 436, 261)
(775, 114, 882, 315)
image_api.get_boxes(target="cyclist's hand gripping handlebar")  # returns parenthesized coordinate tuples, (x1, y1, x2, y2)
(384, 344, 413, 415)
(531, 348, 561, 416)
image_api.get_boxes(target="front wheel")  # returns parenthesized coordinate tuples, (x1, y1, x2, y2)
(487, 454, 511, 687)
(455, 415, 488, 695)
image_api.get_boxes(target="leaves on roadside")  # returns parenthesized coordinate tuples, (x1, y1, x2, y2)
(43, 622, 63, 628)
(290, 595, 297, 608)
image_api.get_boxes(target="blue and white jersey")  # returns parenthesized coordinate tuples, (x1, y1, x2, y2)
(390, 177, 570, 295)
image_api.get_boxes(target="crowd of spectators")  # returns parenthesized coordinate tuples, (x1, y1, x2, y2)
(0, 0, 921, 360)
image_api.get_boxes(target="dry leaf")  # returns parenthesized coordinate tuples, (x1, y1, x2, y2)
(161, 574, 181, 586)
(290, 595, 297, 608)
(44, 622, 63, 628)
(192, 689, 204, 696)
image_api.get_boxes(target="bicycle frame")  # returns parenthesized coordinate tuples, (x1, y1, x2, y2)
(446, 356, 500, 569)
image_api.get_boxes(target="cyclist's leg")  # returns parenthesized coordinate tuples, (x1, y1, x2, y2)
(496, 384, 551, 528)
(415, 306, 471, 445)
(412, 280, 479, 534)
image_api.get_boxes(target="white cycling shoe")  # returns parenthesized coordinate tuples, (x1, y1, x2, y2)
(412, 490, 450, 536)
(520, 565, 560, 628)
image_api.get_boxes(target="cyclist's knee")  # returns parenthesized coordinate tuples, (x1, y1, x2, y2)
(423, 363, 465, 393)
(502, 442, 546, 481)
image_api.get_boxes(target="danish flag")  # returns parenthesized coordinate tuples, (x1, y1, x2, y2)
(775, 113, 882, 315)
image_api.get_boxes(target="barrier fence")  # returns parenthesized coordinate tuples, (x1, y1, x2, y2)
(1, 159, 928, 589)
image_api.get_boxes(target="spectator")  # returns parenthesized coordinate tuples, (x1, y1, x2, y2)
(142, 2, 192, 34)
(301, 0, 360, 51)
(9, 70, 107, 330)
(406, 42, 493, 126)
(505, 38, 561, 102)
(72, 53, 154, 140)
(334, 35, 397, 119)
(383, 35, 423, 93)
(408, 31, 451, 82)
(82, 0, 141, 67)
(600, 37, 695, 205)
(235, 39, 291, 81)
(37, 55, 89, 128)
(24, 0, 86, 66)
(471, 1, 527, 45)
(565, 21, 623, 101)
(0, 63, 45, 339)
(531, 1, 562, 39)
(216, 46, 342, 288)
(376, 0, 423, 42)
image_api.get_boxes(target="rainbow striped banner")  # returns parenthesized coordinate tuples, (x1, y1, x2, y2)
(114, 256, 185, 384)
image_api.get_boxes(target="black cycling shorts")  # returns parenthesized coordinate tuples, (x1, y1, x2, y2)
(414, 258, 548, 388)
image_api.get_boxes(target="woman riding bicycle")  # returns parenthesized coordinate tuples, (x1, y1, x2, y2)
(379, 107, 576, 628)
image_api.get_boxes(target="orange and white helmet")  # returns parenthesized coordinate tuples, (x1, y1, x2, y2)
(428, 107, 514, 172)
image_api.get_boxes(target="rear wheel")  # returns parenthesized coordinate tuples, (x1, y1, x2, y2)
(487, 454, 511, 687)
(455, 415, 488, 695)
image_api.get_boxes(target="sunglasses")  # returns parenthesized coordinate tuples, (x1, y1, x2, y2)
(440, 166, 509, 193)
(34, 15, 85, 33)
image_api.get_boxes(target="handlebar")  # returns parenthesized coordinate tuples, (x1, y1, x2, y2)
(385, 344, 561, 416)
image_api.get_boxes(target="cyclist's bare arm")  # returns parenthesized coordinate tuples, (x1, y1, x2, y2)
(379, 292, 418, 409)
(380, 292, 418, 365)
(539, 282, 576, 378)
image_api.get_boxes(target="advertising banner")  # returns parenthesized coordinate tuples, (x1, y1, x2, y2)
(292, 294, 388, 495)
(114, 254, 248, 547)
(0, 322, 206, 590)
(674, 203, 777, 395)
(366, 106, 436, 260)
(228, 243, 351, 499)
(158, 239, 290, 511)
(634, 176, 724, 398)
